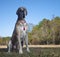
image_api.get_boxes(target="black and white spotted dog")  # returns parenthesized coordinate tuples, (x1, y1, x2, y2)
(8, 7, 30, 54)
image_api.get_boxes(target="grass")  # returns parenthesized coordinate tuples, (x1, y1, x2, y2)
(0, 47, 60, 57)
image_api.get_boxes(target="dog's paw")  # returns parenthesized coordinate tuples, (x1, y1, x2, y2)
(27, 48, 30, 53)
(19, 50, 23, 54)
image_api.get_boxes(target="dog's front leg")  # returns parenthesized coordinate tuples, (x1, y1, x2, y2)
(8, 40, 12, 53)
(25, 34, 30, 53)
(17, 33, 23, 54)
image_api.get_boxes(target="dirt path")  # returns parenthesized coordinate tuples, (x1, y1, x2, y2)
(0, 45, 60, 48)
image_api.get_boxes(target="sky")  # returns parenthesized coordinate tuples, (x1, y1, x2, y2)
(0, 0, 60, 37)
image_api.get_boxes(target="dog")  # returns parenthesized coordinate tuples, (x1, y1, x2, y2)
(8, 7, 30, 54)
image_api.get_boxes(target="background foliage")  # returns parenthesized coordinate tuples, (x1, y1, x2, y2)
(28, 16, 60, 45)
(0, 16, 60, 45)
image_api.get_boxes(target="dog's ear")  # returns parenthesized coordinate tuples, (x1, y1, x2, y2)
(16, 8, 20, 15)
(24, 8, 27, 16)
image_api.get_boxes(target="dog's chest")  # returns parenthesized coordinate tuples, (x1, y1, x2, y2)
(16, 21, 28, 34)
(20, 22, 27, 31)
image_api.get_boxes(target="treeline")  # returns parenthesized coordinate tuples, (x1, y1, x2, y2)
(0, 37, 10, 45)
(0, 16, 60, 45)
(28, 16, 60, 45)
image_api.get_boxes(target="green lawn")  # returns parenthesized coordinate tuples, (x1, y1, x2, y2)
(0, 48, 60, 57)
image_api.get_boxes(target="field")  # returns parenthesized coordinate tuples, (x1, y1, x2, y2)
(0, 45, 60, 57)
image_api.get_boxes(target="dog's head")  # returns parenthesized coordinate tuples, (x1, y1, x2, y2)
(16, 7, 27, 19)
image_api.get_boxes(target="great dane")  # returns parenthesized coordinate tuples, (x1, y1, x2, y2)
(8, 7, 30, 54)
